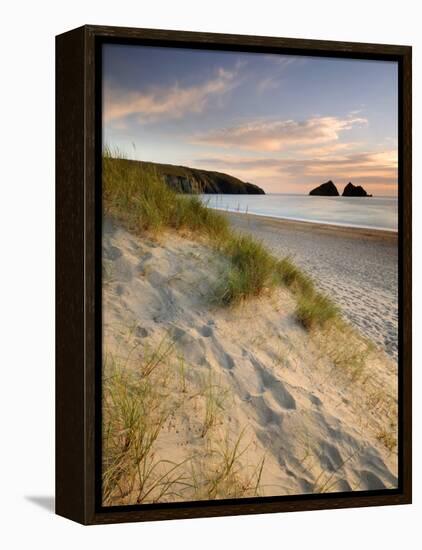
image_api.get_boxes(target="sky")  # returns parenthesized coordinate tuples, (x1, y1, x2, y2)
(103, 44, 398, 196)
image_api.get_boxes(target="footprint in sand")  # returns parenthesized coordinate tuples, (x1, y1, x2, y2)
(205, 337, 236, 370)
(249, 355, 296, 410)
(246, 394, 283, 426)
(135, 326, 149, 338)
(199, 325, 213, 338)
(112, 256, 134, 283)
(170, 327, 207, 366)
(333, 479, 352, 492)
(309, 394, 322, 407)
(115, 284, 125, 296)
(103, 245, 122, 261)
(357, 470, 386, 490)
(317, 441, 344, 472)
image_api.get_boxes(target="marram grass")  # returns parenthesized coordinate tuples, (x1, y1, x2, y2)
(103, 148, 229, 240)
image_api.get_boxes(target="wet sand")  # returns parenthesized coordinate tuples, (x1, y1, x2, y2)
(225, 212, 398, 360)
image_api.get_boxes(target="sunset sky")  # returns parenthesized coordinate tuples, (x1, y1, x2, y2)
(103, 44, 398, 196)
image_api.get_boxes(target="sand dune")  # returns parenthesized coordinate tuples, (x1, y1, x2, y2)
(225, 212, 398, 360)
(102, 217, 398, 505)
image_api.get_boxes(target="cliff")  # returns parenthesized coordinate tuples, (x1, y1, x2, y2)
(112, 158, 265, 194)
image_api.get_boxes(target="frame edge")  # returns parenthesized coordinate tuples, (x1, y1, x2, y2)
(56, 26, 88, 525)
(56, 24, 412, 525)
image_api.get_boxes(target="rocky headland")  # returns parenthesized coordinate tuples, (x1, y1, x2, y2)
(107, 158, 265, 194)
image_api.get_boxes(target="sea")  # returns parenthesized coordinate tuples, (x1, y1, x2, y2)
(199, 194, 398, 232)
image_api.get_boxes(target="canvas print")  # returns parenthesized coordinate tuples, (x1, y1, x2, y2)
(101, 44, 398, 506)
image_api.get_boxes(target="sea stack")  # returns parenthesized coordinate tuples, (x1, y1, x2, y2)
(342, 182, 372, 197)
(309, 180, 339, 196)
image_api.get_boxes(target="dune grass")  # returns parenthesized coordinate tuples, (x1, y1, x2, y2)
(199, 371, 230, 437)
(103, 348, 186, 505)
(104, 149, 230, 240)
(103, 150, 339, 329)
(190, 431, 266, 500)
(277, 257, 314, 295)
(295, 292, 339, 330)
(275, 257, 339, 328)
(103, 339, 265, 505)
(216, 234, 282, 304)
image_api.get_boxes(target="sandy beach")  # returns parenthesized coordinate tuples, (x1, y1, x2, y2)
(224, 212, 398, 360)
(102, 216, 398, 505)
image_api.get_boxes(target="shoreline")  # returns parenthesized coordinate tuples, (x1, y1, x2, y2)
(224, 210, 398, 360)
(218, 210, 398, 241)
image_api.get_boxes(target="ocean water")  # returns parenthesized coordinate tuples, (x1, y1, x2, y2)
(200, 194, 398, 232)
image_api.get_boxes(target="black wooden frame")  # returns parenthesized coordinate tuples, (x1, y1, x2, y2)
(56, 25, 412, 525)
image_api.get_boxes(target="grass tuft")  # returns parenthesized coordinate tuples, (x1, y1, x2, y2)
(216, 234, 281, 304)
(200, 371, 229, 437)
(277, 257, 314, 295)
(102, 353, 182, 505)
(295, 292, 339, 330)
(190, 430, 266, 500)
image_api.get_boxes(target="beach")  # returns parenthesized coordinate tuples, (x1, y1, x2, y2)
(102, 215, 398, 505)
(224, 212, 398, 360)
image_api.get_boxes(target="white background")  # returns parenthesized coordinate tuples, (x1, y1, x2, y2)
(1, 0, 419, 547)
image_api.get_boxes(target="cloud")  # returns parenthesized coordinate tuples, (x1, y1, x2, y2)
(256, 57, 299, 93)
(193, 149, 397, 194)
(298, 142, 362, 157)
(196, 156, 281, 170)
(196, 149, 397, 175)
(194, 115, 368, 151)
(104, 67, 238, 124)
(257, 76, 281, 93)
(284, 150, 398, 178)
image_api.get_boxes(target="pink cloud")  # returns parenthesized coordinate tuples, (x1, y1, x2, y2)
(194, 115, 368, 151)
(103, 68, 238, 124)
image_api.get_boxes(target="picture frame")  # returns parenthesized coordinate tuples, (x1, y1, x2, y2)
(56, 24, 412, 525)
